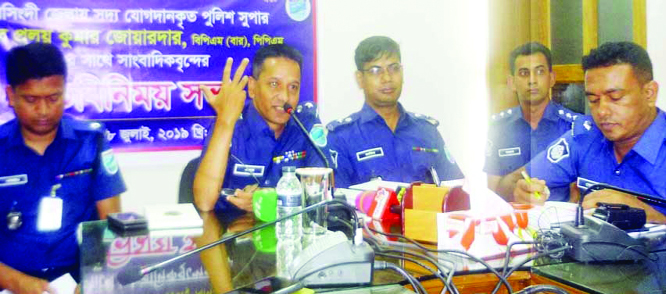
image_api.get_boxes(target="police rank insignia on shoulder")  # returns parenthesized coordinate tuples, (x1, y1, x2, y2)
(326, 115, 355, 132)
(490, 108, 516, 122)
(101, 149, 119, 175)
(547, 138, 570, 163)
(309, 124, 327, 147)
(411, 112, 439, 126)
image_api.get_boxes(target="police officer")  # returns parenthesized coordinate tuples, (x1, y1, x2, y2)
(327, 36, 464, 188)
(0, 43, 126, 292)
(193, 44, 328, 213)
(485, 42, 580, 201)
(515, 42, 666, 223)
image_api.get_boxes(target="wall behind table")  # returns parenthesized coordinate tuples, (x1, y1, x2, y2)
(316, 0, 490, 188)
(119, 0, 491, 212)
(648, 0, 666, 110)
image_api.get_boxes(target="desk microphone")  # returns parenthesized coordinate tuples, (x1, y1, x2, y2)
(557, 182, 648, 262)
(283, 103, 331, 172)
(115, 199, 360, 286)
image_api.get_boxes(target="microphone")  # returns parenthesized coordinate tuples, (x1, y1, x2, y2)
(283, 103, 330, 170)
(115, 199, 360, 286)
(558, 182, 649, 262)
(585, 183, 666, 208)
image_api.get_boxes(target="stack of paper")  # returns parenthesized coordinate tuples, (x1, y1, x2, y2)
(144, 203, 203, 232)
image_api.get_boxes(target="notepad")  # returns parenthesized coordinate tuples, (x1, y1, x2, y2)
(144, 203, 203, 230)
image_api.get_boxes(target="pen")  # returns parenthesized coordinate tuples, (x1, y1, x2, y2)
(521, 171, 541, 200)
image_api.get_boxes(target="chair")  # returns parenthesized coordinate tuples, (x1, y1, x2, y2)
(178, 157, 200, 204)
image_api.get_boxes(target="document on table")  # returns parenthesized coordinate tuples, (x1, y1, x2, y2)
(0, 273, 77, 294)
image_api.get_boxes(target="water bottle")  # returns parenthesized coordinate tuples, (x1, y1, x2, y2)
(276, 166, 304, 240)
(275, 166, 303, 279)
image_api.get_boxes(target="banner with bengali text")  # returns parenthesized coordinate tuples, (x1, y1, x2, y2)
(0, 0, 316, 151)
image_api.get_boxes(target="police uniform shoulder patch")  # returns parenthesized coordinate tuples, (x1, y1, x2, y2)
(326, 114, 357, 132)
(547, 137, 570, 163)
(309, 123, 328, 147)
(101, 149, 119, 175)
(443, 146, 456, 164)
(410, 112, 439, 127)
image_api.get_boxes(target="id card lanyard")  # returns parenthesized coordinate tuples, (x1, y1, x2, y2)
(36, 168, 93, 232)
(36, 183, 63, 231)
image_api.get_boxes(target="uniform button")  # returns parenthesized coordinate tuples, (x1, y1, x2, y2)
(615, 170, 621, 175)
(264, 180, 270, 185)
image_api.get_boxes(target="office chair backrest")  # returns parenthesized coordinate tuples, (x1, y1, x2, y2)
(178, 157, 201, 204)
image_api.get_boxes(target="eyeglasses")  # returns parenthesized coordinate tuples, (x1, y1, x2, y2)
(361, 63, 403, 77)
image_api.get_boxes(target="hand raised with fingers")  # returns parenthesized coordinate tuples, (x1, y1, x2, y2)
(202, 57, 250, 125)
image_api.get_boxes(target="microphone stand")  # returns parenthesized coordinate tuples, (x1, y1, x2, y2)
(116, 199, 359, 285)
(283, 103, 331, 169)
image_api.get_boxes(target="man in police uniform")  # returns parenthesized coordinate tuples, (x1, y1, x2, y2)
(194, 44, 327, 213)
(485, 42, 580, 201)
(515, 42, 666, 223)
(327, 36, 464, 188)
(0, 43, 126, 292)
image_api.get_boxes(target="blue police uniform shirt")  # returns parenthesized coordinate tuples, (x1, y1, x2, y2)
(201, 101, 328, 212)
(0, 116, 126, 276)
(327, 102, 464, 188)
(527, 109, 666, 214)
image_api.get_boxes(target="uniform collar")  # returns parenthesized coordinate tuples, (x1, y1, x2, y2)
(0, 117, 76, 148)
(541, 101, 563, 123)
(631, 109, 666, 165)
(359, 102, 407, 125)
(245, 102, 294, 138)
(59, 116, 77, 140)
(515, 101, 560, 123)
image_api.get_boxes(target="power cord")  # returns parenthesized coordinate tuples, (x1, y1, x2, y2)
(513, 284, 570, 294)
(490, 245, 570, 294)
(364, 224, 513, 293)
(373, 260, 426, 294)
(379, 249, 459, 294)
(375, 252, 456, 294)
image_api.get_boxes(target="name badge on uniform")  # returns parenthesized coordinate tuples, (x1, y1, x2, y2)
(37, 184, 63, 232)
(577, 177, 600, 191)
(356, 147, 384, 162)
(0, 174, 28, 187)
(232, 164, 265, 177)
(498, 147, 521, 157)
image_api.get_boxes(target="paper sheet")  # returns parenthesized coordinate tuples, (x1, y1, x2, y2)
(0, 274, 76, 294)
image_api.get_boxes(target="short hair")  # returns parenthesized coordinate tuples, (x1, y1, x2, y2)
(509, 42, 552, 74)
(354, 36, 401, 71)
(582, 41, 653, 83)
(252, 44, 303, 79)
(5, 42, 67, 88)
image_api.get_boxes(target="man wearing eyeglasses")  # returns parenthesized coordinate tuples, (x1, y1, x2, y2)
(485, 42, 581, 202)
(327, 36, 464, 188)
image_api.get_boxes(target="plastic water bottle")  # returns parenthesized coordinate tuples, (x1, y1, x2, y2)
(276, 166, 304, 240)
(275, 166, 303, 279)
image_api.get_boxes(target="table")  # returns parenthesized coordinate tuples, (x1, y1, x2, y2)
(77, 210, 666, 293)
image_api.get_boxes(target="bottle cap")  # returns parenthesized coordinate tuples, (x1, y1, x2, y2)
(282, 166, 296, 173)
